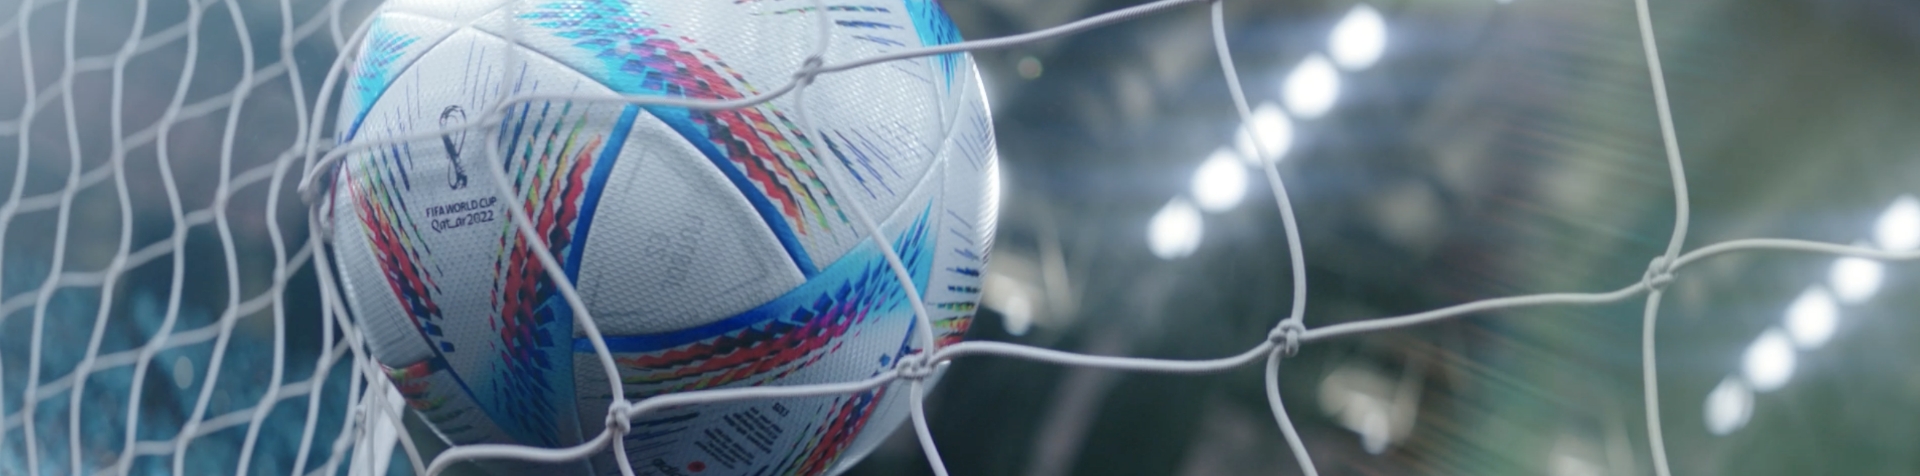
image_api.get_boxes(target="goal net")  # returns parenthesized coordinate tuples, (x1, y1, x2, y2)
(2, 0, 1915, 475)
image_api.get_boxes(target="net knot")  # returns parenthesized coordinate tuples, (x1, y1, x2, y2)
(299, 156, 343, 242)
(895, 354, 936, 380)
(1643, 256, 1676, 292)
(348, 404, 371, 436)
(605, 399, 634, 436)
(1268, 320, 1305, 357)
(307, 199, 337, 243)
(296, 152, 341, 206)
(792, 56, 825, 86)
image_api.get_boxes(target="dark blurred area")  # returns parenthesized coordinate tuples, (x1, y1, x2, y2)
(844, 0, 1920, 475)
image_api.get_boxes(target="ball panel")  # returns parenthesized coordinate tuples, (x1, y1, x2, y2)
(333, 2, 995, 474)
(337, 13, 457, 145)
(823, 365, 948, 476)
(379, 0, 518, 25)
(571, 108, 807, 336)
(472, 0, 840, 275)
(335, 26, 646, 449)
(816, 57, 1002, 469)
(573, 199, 941, 475)
(567, 130, 964, 474)
(329, 194, 435, 368)
(919, 60, 998, 349)
(384, 359, 519, 447)
(471, 0, 953, 272)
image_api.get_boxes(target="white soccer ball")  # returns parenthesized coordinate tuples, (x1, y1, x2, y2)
(326, 1, 997, 474)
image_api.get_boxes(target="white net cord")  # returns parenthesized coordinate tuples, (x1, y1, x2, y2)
(4, 0, 1919, 475)
(3, 0, 367, 474)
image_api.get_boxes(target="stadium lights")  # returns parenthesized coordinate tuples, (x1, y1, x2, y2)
(1234, 102, 1295, 164)
(1742, 329, 1796, 392)
(1703, 376, 1754, 435)
(1709, 196, 1906, 431)
(1149, 198, 1204, 259)
(1783, 286, 1838, 349)
(1161, 6, 1389, 256)
(1827, 255, 1883, 305)
(1874, 195, 1920, 252)
(1192, 149, 1250, 212)
(1284, 54, 1341, 119)
(1329, 5, 1387, 71)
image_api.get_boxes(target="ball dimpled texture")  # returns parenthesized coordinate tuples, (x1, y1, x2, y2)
(327, 1, 996, 474)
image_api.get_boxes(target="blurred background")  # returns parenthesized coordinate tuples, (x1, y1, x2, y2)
(5, 0, 1920, 475)
(853, 0, 1920, 475)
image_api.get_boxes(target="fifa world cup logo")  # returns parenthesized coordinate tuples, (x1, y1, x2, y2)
(439, 105, 470, 190)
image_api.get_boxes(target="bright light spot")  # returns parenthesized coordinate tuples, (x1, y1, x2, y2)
(1875, 195, 1920, 252)
(1358, 405, 1390, 454)
(1283, 54, 1341, 119)
(1191, 149, 1249, 213)
(1828, 256, 1883, 304)
(1549, 447, 1603, 476)
(172, 356, 194, 389)
(1234, 102, 1294, 164)
(1703, 376, 1753, 436)
(1017, 56, 1043, 80)
(1742, 329, 1796, 392)
(1785, 286, 1839, 349)
(1329, 5, 1387, 71)
(1148, 198, 1204, 259)
(983, 268, 1040, 336)
(1002, 292, 1034, 336)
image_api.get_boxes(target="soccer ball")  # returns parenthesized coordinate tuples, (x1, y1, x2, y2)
(325, 0, 997, 474)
